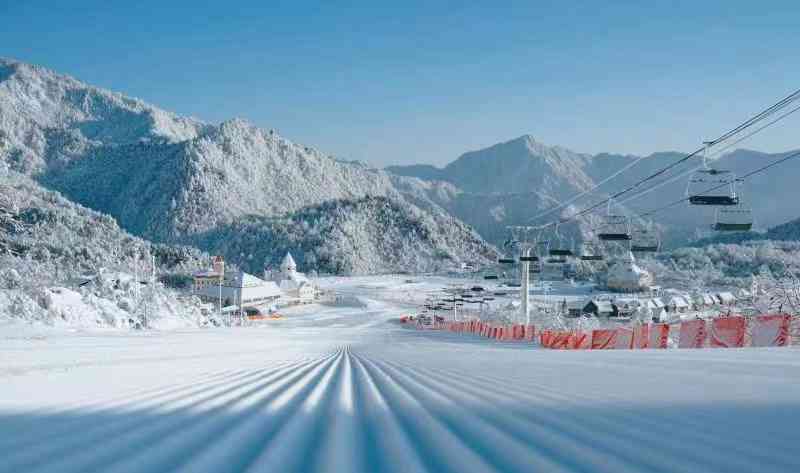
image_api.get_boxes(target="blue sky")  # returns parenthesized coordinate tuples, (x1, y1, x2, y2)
(2, 0, 798, 166)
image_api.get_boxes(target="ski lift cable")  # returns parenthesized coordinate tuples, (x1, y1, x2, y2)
(538, 88, 800, 230)
(576, 102, 800, 229)
(557, 89, 800, 226)
(565, 95, 800, 223)
(527, 153, 651, 224)
(636, 148, 800, 219)
(581, 103, 800, 233)
(615, 103, 800, 211)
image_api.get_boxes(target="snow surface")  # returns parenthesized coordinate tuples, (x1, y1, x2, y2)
(1, 275, 798, 473)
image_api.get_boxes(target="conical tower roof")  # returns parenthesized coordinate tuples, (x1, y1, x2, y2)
(281, 252, 297, 272)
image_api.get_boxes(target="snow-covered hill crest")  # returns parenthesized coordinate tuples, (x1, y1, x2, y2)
(0, 58, 208, 174)
(0, 58, 497, 272)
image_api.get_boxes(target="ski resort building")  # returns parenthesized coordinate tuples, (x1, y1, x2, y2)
(193, 257, 282, 309)
(192, 256, 225, 291)
(692, 293, 717, 310)
(716, 292, 736, 306)
(266, 252, 317, 304)
(667, 295, 691, 313)
(583, 299, 616, 317)
(605, 251, 654, 292)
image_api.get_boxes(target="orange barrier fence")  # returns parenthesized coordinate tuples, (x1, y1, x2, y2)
(679, 319, 707, 348)
(570, 331, 590, 349)
(649, 323, 670, 349)
(410, 315, 798, 349)
(615, 328, 635, 349)
(591, 329, 617, 350)
(710, 316, 746, 348)
(752, 314, 792, 347)
(633, 324, 649, 349)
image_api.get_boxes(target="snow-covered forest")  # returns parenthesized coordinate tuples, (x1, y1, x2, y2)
(191, 195, 497, 275)
(0, 167, 210, 328)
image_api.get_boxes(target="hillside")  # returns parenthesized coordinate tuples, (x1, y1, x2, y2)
(0, 58, 497, 272)
(190, 196, 497, 275)
(764, 216, 800, 241)
(0, 168, 210, 327)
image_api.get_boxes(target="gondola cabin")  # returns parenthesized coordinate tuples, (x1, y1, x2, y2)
(713, 208, 753, 231)
(687, 169, 739, 206)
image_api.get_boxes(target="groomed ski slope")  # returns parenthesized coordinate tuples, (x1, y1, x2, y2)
(1, 276, 799, 473)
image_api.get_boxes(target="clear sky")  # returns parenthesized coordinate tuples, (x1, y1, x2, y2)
(2, 0, 798, 167)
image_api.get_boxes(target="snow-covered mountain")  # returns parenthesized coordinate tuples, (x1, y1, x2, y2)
(390, 135, 800, 248)
(0, 59, 208, 174)
(389, 135, 595, 198)
(0, 58, 496, 273)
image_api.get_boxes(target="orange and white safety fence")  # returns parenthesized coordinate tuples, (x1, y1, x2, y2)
(401, 313, 797, 349)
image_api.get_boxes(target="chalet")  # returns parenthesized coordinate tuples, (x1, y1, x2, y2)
(668, 295, 691, 313)
(612, 298, 643, 317)
(583, 299, 616, 317)
(692, 293, 716, 310)
(716, 292, 736, 306)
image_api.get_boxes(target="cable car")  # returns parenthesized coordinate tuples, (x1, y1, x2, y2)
(498, 257, 515, 264)
(580, 254, 604, 261)
(687, 169, 739, 206)
(519, 255, 539, 262)
(630, 223, 660, 253)
(547, 224, 573, 256)
(713, 207, 753, 231)
(597, 215, 632, 241)
(578, 241, 604, 260)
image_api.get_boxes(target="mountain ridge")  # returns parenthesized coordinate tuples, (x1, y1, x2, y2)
(0, 58, 498, 273)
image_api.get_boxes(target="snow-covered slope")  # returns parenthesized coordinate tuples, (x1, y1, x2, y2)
(0, 58, 496, 272)
(2, 277, 798, 472)
(0, 168, 209, 327)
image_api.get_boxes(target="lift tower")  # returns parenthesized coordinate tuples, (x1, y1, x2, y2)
(508, 226, 538, 325)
